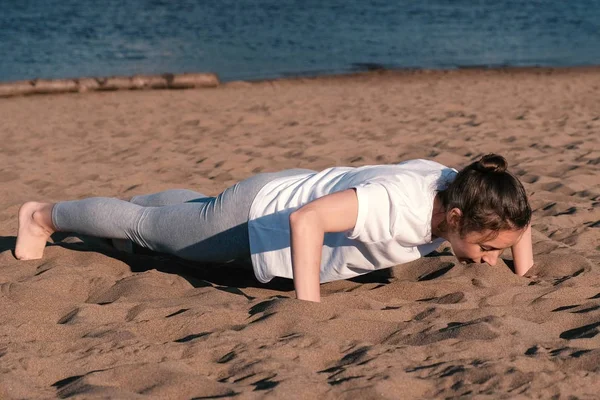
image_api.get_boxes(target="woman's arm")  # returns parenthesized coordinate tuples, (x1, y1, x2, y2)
(289, 189, 359, 302)
(511, 224, 534, 276)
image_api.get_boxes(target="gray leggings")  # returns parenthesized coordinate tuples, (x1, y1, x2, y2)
(52, 169, 313, 263)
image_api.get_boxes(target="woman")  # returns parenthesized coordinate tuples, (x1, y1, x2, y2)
(16, 154, 533, 302)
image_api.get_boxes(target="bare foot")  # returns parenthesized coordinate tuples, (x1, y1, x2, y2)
(15, 202, 56, 260)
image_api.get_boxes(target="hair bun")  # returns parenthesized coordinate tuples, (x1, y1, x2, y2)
(474, 154, 508, 173)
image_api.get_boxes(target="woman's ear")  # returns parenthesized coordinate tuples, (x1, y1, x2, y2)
(446, 208, 463, 231)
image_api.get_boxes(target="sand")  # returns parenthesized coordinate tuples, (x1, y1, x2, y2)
(1, 67, 599, 399)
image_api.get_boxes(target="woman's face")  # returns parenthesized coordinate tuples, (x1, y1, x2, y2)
(446, 228, 524, 266)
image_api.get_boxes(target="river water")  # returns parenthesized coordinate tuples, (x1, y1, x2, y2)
(1, 0, 599, 82)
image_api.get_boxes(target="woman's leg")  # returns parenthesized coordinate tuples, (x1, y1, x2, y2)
(15, 189, 215, 260)
(112, 189, 210, 253)
(15, 193, 246, 262)
(15, 169, 315, 262)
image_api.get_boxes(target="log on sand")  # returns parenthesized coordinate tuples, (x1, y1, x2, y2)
(0, 72, 220, 98)
(31, 79, 79, 94)
(0, 81, 36, 97)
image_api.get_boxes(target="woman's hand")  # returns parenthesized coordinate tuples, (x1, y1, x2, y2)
(289, 189, 359, 302)
(511, 224, 534, 276)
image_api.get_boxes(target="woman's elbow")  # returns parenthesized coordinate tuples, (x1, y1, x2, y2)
(290, 208, 321, 230)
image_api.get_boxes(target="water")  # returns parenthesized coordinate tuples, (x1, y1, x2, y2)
(1, 0, 599, 83)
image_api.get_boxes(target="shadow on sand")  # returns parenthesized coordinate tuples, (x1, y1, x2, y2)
(1, 234, 395, 298)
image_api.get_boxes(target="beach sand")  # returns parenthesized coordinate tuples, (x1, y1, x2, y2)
(1, 67, 599, 399)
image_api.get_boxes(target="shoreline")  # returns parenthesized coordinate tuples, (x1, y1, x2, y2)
(2, 64, 600, 98)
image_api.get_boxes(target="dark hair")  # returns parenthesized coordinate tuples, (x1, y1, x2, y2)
(438, 154, 531, 237)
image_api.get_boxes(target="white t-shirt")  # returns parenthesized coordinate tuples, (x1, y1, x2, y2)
(247, 159, 457, 283)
